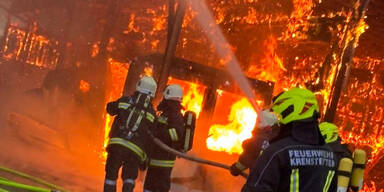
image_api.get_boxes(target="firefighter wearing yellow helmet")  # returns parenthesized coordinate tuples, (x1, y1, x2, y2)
(242, 88, 337, 192)
(144, 84, 186, 192)
(319, 122, 354, 192)
(103, 76, 157, 192)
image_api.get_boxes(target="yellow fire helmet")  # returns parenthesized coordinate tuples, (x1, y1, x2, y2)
(319, 122, 339, 143)
(272, 88, 319, 125)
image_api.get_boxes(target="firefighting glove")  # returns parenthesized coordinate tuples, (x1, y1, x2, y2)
(229, 163, 242, 176)
(257, 109, 278, 129)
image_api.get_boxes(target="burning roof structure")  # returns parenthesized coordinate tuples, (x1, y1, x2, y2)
(1, 0, 384, 191)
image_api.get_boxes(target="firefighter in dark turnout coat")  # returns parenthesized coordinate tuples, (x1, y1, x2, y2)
(103, 76, 157, 192)
(230, 109, 280, 176)
(242, 88, 337, 192)
(319, 122, 352, 192)
(144, 84, 185, 192)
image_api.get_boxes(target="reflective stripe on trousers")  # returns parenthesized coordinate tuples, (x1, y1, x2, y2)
(323, 170, 335, 192)
(149, 159, 175, 167)
(123, 178, 135, 185)
(108, 138, 147, 161)
(105, 179, 117, 186)
(290, 168, 299, 192)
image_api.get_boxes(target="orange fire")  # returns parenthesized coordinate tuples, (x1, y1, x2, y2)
(102, 59, 129, 158)
(143, 66, 153, 77)
(206, 97, 257, 154)
(167, 77, 206, 118)
(79, 80, 90, 93)
(361, 182, 384, 192)
(2, 24, 59, 69)
(247, 35, 285, 83)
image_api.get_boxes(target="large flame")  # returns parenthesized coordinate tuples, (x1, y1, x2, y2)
(206, 98, 257, 154)
(102, 59, 129, 158)
(167, 77, 205, 118)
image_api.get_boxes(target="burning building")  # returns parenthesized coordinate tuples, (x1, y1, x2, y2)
(0, 0, 384, 191)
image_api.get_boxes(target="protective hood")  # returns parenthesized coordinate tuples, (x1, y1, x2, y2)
(157, 99, 183, 115)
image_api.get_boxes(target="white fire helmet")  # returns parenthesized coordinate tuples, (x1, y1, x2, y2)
(136, 76, 157, 97)
(163, 84, 183, 101)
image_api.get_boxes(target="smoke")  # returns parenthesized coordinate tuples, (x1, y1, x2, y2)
(0, 66, 104, 191)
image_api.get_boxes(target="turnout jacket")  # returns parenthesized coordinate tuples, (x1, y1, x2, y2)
(147, 100, 185, 168)
(234, 129, 271, 171)
(106, 92, 156, 162)
(242, 136, 337, 192)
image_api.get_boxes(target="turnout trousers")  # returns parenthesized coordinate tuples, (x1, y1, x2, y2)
(104, 144, 141, 192)
(143, 166, 173, 192)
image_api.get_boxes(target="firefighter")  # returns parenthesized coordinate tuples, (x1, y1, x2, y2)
(143, 84, 185, 192)
(230, 109, 279, 176)
(319, 122, 352, 165)
(103, 76, 157, 192)
(319, 122, 352, 192)
(242, 88, 337, 192)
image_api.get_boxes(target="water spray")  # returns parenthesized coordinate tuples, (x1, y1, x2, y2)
(187, 0, 261, 112)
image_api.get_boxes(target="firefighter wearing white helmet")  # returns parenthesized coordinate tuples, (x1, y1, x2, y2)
(103, 76, 157, 192)
(163, 84, 183, 101)
(136, 76, 157, 97)
(144, 84, 185, 192)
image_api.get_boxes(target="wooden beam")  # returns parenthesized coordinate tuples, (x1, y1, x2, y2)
(155, 0, 187, 103)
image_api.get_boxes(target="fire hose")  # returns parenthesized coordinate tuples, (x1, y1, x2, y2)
(0, 166, 68, 192)
(151, 136, 249, 179)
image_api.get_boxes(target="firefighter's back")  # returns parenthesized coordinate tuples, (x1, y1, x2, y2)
(243, 137, 336, 192)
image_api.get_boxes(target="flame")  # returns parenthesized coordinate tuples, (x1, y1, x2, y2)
(361, 182, 384, 192)
(102, 59, 129, 158)
(167, 77, 205, 118)
(353, 19, 369, 48)
(143, 66, 153, 77)
(247, 35, 285, 82)
(79, 80, 90, 93)
(2, 24, 59, 69)
(206, 98, 257, 154)
(281, 0, 317, 41)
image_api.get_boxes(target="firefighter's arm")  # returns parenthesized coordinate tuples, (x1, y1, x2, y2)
(231, 135, 266, 176)
(241, 146, 281, 192)
(107, 97, 132, 115)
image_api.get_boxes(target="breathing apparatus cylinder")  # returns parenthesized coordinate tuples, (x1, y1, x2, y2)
(182, 111, 196, 152)
(350, 149, 366, 192)
(337, 157, 353, 192)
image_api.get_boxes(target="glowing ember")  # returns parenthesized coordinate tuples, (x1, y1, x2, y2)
(206, 98, 257, 154)
(361, 182, 384, 192)
(2, 24, 59, 69)
(168, 77, 205, 118)
(79, 80, 90, 93)
(91, 42, 100, 58)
